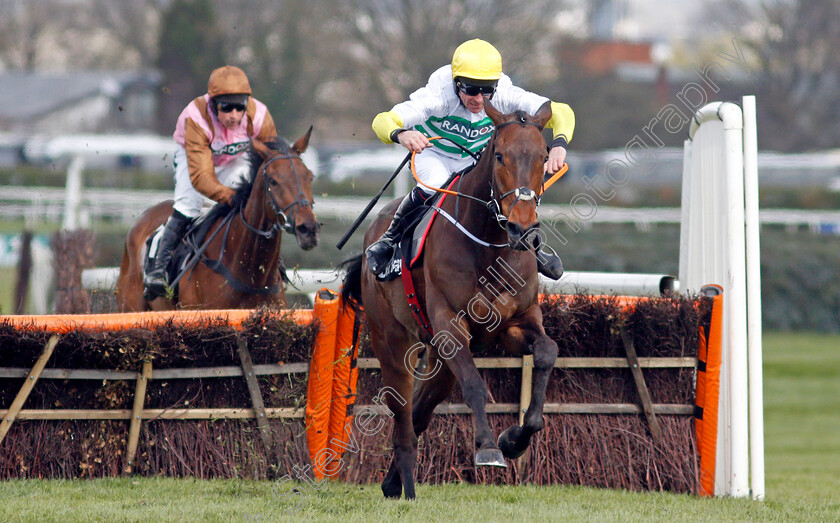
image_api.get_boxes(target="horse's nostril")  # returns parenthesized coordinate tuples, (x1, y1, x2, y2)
(506, 221, 524, 239)
(296, 222, 319, 236)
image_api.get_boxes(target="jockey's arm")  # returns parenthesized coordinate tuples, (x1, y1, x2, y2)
(184, 119, 236, 204)
(253, 107, 278, 142)
(545, 102, 575, 175)
(372, 111, 431, 153)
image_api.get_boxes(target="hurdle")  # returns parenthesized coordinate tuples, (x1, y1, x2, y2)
(680, 96, 764, 500)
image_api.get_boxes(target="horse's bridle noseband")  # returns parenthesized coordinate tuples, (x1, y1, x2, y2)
(240, 150, 311, 238)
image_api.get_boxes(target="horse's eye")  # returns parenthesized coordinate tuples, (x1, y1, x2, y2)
(495, 152, 504, 164)
(269, 178, 279, 187)
(545, 156, 549, 163)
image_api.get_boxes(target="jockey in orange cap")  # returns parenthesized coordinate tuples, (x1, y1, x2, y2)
(144, 66, 278, 300)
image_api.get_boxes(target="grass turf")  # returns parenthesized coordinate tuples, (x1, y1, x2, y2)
(0, 331, 838, 522)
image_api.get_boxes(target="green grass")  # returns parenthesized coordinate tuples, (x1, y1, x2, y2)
(1, 332, 839, 521)
(0, 267, 17, 314)
(762, 332, 840, 509)
(0, 478, 831, 522)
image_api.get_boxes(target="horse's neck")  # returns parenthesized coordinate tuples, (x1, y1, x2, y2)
(446, 148, 506, 244)
(225, 198, 283, 282)
(439, 144, 536, 278)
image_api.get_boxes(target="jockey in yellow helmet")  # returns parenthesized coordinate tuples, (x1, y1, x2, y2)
(368, 39, 575, 279)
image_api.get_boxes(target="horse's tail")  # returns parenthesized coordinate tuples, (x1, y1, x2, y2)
(339, 254, 363, 312)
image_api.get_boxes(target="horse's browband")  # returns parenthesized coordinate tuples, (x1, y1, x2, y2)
(494, 118, 543, 131)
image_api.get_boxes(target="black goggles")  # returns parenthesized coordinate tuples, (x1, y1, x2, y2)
(217, 101, 246, 113)
(456, 80, 497, 96)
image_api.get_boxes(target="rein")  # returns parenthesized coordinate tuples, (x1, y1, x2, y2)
(188, 147, 310, 295)
(239, 150, 310, 238)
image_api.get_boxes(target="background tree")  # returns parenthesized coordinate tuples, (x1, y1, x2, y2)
(313, 0, 566, 137)
(155, 0, 224, 134)
(0, 0, 162, 71)
(87, 0, 162, 69)
(210, 0, 325, 138)
(0, 1, 70, 71)
(707, 0, 840, 151)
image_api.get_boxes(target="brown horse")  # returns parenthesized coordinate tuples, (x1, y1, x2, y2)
(117, 131, 319, 311)
(341, 101, 559, 499)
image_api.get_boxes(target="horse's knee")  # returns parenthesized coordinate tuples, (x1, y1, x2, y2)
(533, 337, 558, 369)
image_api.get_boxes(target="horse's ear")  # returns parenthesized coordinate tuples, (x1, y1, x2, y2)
(252, 138, 273, 160)
(484, 98, 505, 126)
(532, 101, 552, 130)
(292, 126, 313, 154)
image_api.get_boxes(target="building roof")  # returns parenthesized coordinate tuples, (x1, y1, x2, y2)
(560, 40, 653, 76)
(0, 70, 160, 122)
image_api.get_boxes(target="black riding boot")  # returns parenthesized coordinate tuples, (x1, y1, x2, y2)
(536, 245, 564, 280)
(365, 188, 428, 275)
(144, 211, 190, 299)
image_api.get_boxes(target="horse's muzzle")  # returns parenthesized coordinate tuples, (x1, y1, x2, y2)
(295, 221, 320, 250)
(506, 221, 539, 251)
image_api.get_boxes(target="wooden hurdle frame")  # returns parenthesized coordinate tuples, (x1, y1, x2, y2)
(0, 297, 698, 479)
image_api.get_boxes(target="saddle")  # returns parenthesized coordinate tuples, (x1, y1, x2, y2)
(143, 209, 222, 299)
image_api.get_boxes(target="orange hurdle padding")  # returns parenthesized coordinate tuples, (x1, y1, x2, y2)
(695, 286, 724, 497)
(0, 309, 314, 333)
(306, 290, 341, 479)
(325, 298, 361, 475)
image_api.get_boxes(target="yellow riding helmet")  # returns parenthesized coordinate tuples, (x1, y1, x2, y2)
(207, 65, 252, 98)
(451, 39, 502, 81)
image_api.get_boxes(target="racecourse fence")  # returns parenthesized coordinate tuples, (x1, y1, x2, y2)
(3, 187, 840, 229)
(0, 294, 707, 492)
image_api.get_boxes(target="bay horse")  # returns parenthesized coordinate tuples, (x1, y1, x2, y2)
(341, 101, 559, 499)
(116, 130, 319, 311)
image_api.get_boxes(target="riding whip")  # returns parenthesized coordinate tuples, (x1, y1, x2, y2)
(336, 150, 412, 250)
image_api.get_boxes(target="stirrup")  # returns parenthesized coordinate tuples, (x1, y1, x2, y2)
(143, 281, 166, 301)
(143, 268, 169, 300)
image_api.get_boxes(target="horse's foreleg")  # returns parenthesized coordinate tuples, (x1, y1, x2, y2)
(431, 311, 505, 468)
(498, 323, 558, 459)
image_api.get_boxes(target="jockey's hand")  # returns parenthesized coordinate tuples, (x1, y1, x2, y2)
(219, 186, 236, 205)
(545, 145, 567, 175)
(397, 130, 432, 154)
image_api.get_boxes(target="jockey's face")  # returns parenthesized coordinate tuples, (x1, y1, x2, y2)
(458, 90, 487, 114)
(216, 103, 246, 130)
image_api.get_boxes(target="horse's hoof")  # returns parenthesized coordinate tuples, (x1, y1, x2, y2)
(498, 425, 529, 459)
(381, 481, 402, 499)
(475, 448, 507, 467)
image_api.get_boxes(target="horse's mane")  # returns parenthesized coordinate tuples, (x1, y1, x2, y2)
(205, 137, 293, 220)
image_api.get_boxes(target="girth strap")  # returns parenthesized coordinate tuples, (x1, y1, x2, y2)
(400, 259, 433, 336)
(201, 257, 281, 295)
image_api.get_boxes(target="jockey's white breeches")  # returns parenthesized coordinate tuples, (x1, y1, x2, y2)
(412, 149, 476, 195)
(172, 146, 251, 218)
